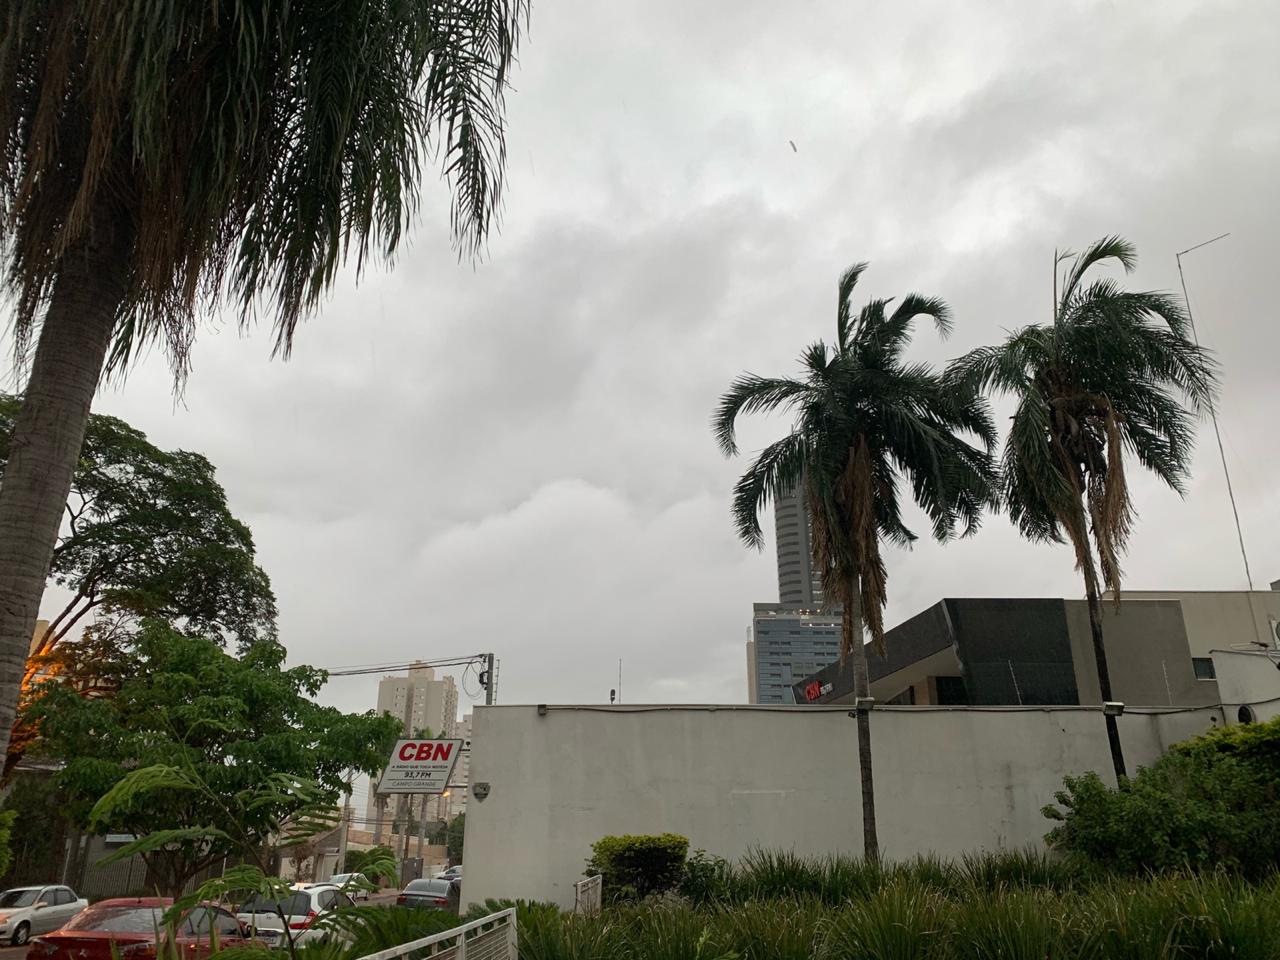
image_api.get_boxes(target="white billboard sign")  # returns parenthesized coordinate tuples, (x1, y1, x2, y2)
(377, 738, 464, 794)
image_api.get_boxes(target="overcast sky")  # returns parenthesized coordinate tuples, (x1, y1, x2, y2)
(16, 0, 1280, 719)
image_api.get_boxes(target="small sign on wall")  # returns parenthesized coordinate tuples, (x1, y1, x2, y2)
(377, 739, 463, 794)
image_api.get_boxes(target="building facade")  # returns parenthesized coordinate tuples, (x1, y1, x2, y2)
(792, 582, 1280, 709)
(773, 485, 824, 607)
(748, 604, 841, 704)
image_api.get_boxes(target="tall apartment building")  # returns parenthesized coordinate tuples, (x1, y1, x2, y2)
(448, 713, 473, 820)
(747, 487, 842, 704)
(365, 663, 459, 823)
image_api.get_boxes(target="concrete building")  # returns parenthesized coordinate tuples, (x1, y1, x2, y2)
(747, 488, 842, 704)
(774, 485, 824, 607)
(449, 713, 473, 819)
(365, 663, 459, 823)
(791, 582, 1280, 708)
(748, 604, 841, 704)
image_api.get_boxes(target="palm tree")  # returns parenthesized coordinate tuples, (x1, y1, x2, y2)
(949, 237, 1216, 782)
(714, 263, 998, 859)
(0, 0, 527, 756)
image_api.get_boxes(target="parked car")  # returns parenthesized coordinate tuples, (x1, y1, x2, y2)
(0, 886, 87, 946)
(26, 898, 252, 960)
(235, 885, 355, 947)
(434, 865, 462, 881)
(395, 878, 459, 913)
(327, 873, 372, 902)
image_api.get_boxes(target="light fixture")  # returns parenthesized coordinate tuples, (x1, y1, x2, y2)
(1102, 701, 1125, 717)
(848, 697, 876, 716)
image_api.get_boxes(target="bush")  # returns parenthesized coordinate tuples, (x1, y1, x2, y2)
(679, 850, 733, 904)
(1043, 721, 1280, 876)
(586, 833, 689, 901)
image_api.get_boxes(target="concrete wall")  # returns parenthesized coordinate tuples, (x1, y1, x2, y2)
(1123, 590, 1280, 656)
(1211, 649, 1280, 723)
(460, 702, 1220, 909)
(1065, 599, 1219, 707)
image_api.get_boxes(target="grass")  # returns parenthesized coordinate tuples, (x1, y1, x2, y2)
(527, 851, 1280, 960)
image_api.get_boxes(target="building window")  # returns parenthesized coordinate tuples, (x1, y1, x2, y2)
(933, 675, 968, 705)
(1192, 657, 1216, 680)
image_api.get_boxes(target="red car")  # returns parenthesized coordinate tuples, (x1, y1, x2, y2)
(27, 898, 254, 960)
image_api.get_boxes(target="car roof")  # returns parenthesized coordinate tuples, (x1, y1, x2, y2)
(92, 898, 172, 907)
(3, 886, 46, 892)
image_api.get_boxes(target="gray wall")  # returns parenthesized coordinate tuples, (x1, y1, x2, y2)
(459, 702, 1219, 909)
(1065, 599, 1219, 707)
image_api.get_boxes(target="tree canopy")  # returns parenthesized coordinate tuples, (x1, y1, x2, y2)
(25, 621, 401, 896)
(0, 395, 276, 664)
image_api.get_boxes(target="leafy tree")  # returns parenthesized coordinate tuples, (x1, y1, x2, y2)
(0, 395, 276, 666)
(1043, 716, 1280, 875)
(950, 238, 1216, 781)
(25, 620, 401, 896)
(713, 263, 998, 860)
(0, 0, 529, 763)
(447, 813, 466, 865)
(345, 844, 396, 876)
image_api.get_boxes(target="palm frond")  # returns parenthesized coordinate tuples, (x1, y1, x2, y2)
(1060, 235, 1137, 307)
(711, 375, 810, 457)
(729, 433, 808, 549)
(836, 262, 869, 349)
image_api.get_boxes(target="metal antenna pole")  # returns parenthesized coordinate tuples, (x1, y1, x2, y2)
(484, 652, 495, 706)
(1175, 232, 1253, 590)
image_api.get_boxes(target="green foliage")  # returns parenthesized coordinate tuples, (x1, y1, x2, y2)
(447, 813, 466, 864)
(587, 833, 690, 901)
(344, 844, 395, 876)
(713, 263, 998, 651)
(0, 808, 15, 878)
(0, 0, 527, 371)
(679, 850, 733, 904)
(26, 620, 401, 894)
(1043, 718, 1280, 876)
(511, 858, 1280, 960)
(0, 774, 68, 885)
(0, 395, 276, 652)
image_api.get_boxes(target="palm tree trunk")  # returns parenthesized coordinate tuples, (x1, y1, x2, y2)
(0, 210, 130, 759)
(848, 578, 879, 862)
(1083, 577, 1127, 783)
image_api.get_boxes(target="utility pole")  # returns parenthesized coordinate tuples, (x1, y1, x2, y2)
(484, 652, 496, 706)
(373, 794, 386, 845)
(336, 779, 351, 873)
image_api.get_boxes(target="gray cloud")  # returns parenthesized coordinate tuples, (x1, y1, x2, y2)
(17, 0, 1280, 718)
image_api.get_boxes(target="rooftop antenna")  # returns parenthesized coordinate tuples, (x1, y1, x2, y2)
(1175, 232, 1253, 590)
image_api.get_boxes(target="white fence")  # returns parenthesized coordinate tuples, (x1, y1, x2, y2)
(355, 909, 517, 960)
(573, 875, 602, 915)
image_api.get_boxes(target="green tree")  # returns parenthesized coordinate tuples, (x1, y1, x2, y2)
(713, 263, 998, 859)
(0, 395, 276, 665)
(25, 620, 401, 896)
(447, 813, 466, 864)
(0, 0, 528, 762)
(950, 238, 1216, 781)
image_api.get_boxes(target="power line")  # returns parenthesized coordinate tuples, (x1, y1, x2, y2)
(323, 654, 487, 677)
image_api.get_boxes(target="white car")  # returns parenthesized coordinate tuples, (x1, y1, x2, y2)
(236, 885, 355, 947)
(434, 866, 462, 881)
(327, 874, 373, 902)
(0, 885, 88, 946)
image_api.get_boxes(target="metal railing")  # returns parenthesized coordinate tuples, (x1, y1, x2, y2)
(574, 874, 602, 915)
(355, 909, 517, 960)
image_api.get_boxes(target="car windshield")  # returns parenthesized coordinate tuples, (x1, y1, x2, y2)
(63, 907, 166, 933)
(330, 875, 357, 884)
(0, 889, 40, 908)
(405, 880, 450, 895)
(238, 894, 311, 916)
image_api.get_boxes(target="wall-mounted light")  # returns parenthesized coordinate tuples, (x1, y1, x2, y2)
(847, 697, 876, 716)
(537, 704, 548, 717)
(1102, 701, 1125, 717)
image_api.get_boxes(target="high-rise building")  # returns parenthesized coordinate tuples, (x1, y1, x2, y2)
(365, 663, 459, 823)
(748, 604, 842, 703)
(774, 485, 824, 608)
(747, 486, 843, 704)
(449, 713, 473, 820)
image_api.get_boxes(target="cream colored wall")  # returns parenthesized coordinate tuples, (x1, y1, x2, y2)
(460, 702, 1219, 909)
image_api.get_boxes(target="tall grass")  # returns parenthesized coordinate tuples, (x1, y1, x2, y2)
(498, 855, 1280, 960)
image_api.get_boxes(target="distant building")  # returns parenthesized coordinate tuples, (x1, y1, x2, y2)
(748, 604, 841, 704)
(746, 487, 842, 704)
(449, 713, 472, 820)
(792, 582, 1280, 708)
(774, 485, 824, 607)
(365, 663, 459, 824)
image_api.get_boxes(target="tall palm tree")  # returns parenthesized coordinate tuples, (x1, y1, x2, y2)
(949, 237, 1216, 782)
(714, 263, 998, 860)
(0, 0, 527, 756)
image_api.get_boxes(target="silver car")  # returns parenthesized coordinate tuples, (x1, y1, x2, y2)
(0, 885, 88, 945)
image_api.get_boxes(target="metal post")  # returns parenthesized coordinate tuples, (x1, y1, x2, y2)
(373, 794, 386, 845)
(485, 653, 495, 706)
(337, 794, 350, 872)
